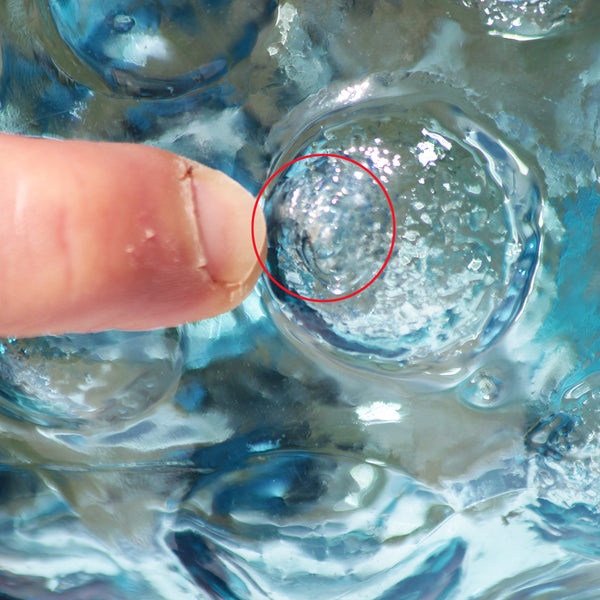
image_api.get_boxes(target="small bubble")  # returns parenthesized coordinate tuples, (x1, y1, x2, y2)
(111, 14, 135, 34)
(459, 368, 506, 409)
(420, 212, 433, 226)
(467, 258, 483, 271)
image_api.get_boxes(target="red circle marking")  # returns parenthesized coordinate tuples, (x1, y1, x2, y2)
(251, 153, 396, 303)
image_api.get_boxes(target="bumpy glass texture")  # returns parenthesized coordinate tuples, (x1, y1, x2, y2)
(1, 1, 600, 599)
(266, 154, 393, 301)
(460, 0, 594, 39)
(0, 330, 181, 429)
(265, 99, 541, 368)
(39, 0, 276, 98)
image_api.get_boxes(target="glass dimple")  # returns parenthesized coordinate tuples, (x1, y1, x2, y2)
(263, 96, 542, 373)
(0, 330, 182, 429)
(266, 155, 393, 300)
(38, 0, 276, 98)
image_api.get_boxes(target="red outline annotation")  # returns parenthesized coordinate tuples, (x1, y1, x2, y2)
(251, 153, 396, 303)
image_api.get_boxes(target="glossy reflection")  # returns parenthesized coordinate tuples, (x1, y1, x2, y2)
(460, 0, 595, 39)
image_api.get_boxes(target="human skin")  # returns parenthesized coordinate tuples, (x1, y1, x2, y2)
(0, 134, 267, 337)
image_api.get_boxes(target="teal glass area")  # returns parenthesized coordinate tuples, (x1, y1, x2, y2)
(2, 1, 600, 598)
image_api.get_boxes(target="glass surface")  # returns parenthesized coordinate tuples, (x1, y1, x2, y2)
(1, 1, 600, 598)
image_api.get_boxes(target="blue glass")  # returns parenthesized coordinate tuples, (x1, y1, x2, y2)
(1, 1, 600, 598)
(41, 0, 276, 98)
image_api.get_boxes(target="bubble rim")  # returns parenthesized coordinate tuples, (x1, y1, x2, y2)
(251, 153, 396, 303)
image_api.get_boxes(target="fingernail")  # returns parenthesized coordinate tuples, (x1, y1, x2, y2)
(189, 163, 266, 285)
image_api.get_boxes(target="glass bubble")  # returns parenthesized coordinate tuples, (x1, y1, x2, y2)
(263, 94, 542, 373)
(265, 154, 394, 300)
(0, 330, 182, 429)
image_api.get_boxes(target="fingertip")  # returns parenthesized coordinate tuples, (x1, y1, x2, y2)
(0, 135, 268, 336)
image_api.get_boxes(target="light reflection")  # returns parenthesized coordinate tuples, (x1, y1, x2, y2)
(336, 80, 371, 104)
(356, 402, 405, 423)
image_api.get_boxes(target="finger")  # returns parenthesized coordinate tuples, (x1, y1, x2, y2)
(0, 134, 267, 337)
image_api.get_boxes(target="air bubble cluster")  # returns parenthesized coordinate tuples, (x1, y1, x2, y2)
(266, 154, 393, 300)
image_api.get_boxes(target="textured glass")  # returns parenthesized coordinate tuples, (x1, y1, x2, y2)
(459, 0, 600, 40)
(264, 97, 541, 370)
(1, 1, 600, 599)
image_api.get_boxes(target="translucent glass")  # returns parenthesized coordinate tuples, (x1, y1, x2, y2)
(263, 94, 541, 372)
(1, 1, 600, 599)
(459, 0, 600, 40)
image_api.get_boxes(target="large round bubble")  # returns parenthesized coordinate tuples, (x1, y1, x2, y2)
(39, 0, 276, 97)
(263, 96, 542, 373)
